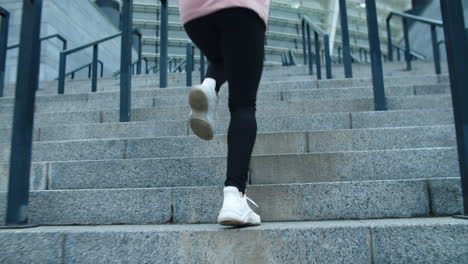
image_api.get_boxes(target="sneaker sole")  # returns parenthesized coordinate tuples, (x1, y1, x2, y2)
(189, 85, 209, 112)
(189, 116, 214, 140)
(218, 218, 260, 227)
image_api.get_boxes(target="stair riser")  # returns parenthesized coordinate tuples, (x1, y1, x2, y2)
(0, 217, 465, 264)
(0, 148, 457, 191)
(0, 109, 455, 143)
(0, 178, 461, 225)
(0, 126, 456, 163)
(0, 73, 448, 97)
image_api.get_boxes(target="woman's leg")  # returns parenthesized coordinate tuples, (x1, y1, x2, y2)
(183, 15, 227, 94)
(216, 8, 266, 194)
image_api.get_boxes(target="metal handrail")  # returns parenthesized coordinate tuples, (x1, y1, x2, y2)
(8, 34, 67, 51)
(185, 42, 206, 87)
(392, 44, 426, 60)
(282, 50, 297, 66)
(58, 28, 141, 94)
(113, 59, 144, 76)
(143, 57, 149, 74)
(61, 60, 104, 80)
(159, 0, 168, 88)
(2, 33, 67, 96)
(440, 0, 468, 219)
(2, 0, 43, 228)
(173, 59, 186, 73)
(359, 48, 369, 63)
(301, 15, 332, 79)
(0, 6, 9, 97)
(387, 11, 443, 74)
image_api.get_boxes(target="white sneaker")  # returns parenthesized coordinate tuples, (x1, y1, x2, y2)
(188, 78, 218, 140)
(217, 186, 261, 226)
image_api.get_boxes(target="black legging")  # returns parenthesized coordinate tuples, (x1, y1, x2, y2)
(184, 7, 266, 193)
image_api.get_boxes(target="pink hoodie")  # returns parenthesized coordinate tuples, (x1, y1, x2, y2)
(176, 0, 271, 28)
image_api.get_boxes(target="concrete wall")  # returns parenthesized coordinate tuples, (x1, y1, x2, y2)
(0, 0, 136, 84)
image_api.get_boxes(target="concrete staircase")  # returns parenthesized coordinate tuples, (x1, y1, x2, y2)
(0, 61, 467, 263)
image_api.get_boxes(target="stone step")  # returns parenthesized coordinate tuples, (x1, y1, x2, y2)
(0, 84, 452, 128)
(0, 217, 465, 264)
(1, 74, 313, 97)
(1, 147, 457, 191)
(0, 72, 448, 98)
(0, 84, 451, 127)
(0, 108, 454, 144)
(0, 178, 462, 225)
(0, 126, 456, 163)
(0, 95, 453, 129)
(0, 73, 449, 107)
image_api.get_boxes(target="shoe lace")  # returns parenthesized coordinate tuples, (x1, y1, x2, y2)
(244, 195, 259, 208)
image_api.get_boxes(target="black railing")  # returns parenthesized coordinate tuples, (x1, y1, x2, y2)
(159, 0, 168, 88)
(119, 0, 133, 122)
(364, 0, 386, 111)
(64, 60, 104, 80)
(133, 28, 143, 74)
(392, 44, 426, 61)
(440, 0, 468, 219)
(143, 57, 149, 74)
(1, 0, 43, 228)
(0, 0, 136, 228)
(301, 15, 332, 79)
(387, 11, 443, 74)
(8, 33, 67, 51)
(57, 28, 141, 94)
(282, 50, 297, 66)
(0, 6, 9, 97)
(185, 42, 206, 87)
(359, 48, 369, 63)
(1, 33, 67, 96)
(113, 59, 144, 77)
(338, 0, 353, 78)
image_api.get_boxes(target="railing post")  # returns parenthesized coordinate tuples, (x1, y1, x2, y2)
(135, 30, 142, 75)
(430, 25, 441, 75)
(200, 52, 205, 83)
(338, 46, 342, 64)
(99, 60, 104, 77)
(338, 0, 352, 78)
(365, 0, 386, 111)
(402, 17, 412, 71)
(324, 35, 332, 79)
(62, 39, 67, 51)
(91, 44, 98, 92)
(159, 0, 168, 88)
(386, 16, 393, 62)
(186, 42, 192, 87)
(302, 21, 307, 65)
(120, 0, 133, 122)
(314, 32, 322, 80)
(306, 24, 313, 75)
(0, 8, 9, 97)
(58, 52, 66, 94)
(2, 0, 43, 229)
(440, 0, 468, 219)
